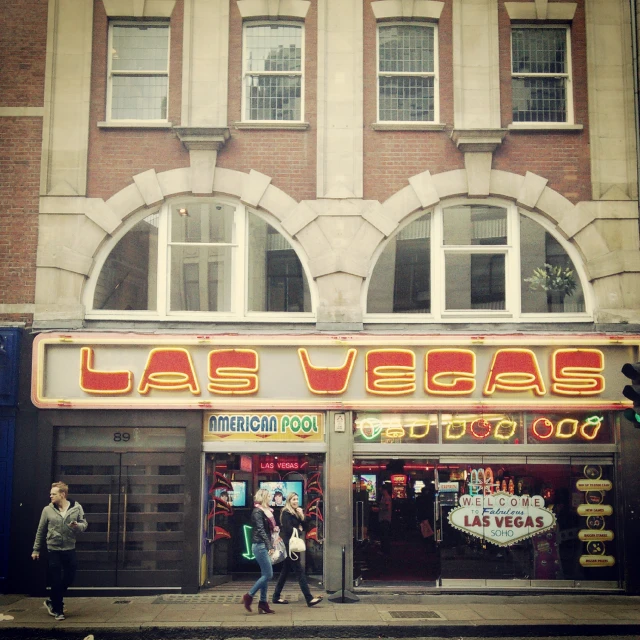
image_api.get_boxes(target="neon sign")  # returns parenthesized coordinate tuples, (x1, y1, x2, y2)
(36, 333, 632, 410)
(259, 456, 301, 471)
(73, 345, 607, 398)
(448, 492, 556, 547)
(354, 412, 612, 444)
(241, 525, 255, 560)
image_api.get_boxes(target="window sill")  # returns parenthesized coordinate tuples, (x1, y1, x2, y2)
(84, 311, 317, 323)
(97, 121, 174, 129)
(508, 123, 584, 132)
(234, 121, 310, 130)
(371, 122, 447, 131)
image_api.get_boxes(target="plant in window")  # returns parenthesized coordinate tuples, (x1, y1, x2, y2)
(524, 264, 577, 297)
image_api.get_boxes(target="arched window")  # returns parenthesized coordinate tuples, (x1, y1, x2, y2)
(85, 199, 314, 321)
(366, 200, 588, 322)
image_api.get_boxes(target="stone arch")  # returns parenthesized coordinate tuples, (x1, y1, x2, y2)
(76, 166, 318, 313)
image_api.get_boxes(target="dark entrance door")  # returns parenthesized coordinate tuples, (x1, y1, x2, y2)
(54, 450, 185, 587)
(352, 458, 440, 585)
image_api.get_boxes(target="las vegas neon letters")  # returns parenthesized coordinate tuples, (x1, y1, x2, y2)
(78, 346, 606, 397)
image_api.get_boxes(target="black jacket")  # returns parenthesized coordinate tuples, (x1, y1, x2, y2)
(251, 507, 273, 549)
(278, 509, 308, 548)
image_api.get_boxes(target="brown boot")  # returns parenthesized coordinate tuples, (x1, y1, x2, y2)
(257, 601, 275, 614)
(242, 593, 253, 612)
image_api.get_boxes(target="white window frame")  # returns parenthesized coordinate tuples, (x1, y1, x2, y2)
(363, 198, 592, 324)
(241, 20, 305, 123)
(376, 21, 439, 124)
(83, 198, 316, 323)
(510, 25, 573, 125)
(106, 20, 170, 123)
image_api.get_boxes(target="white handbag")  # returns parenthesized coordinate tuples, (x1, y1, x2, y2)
(288, 527, 306, 560)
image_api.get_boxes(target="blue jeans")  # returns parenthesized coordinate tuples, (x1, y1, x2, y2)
(249, 543, 273, 602)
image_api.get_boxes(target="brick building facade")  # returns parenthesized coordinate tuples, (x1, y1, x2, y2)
(2, 0, 640, 596)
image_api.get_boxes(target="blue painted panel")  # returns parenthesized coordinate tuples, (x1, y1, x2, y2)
(0, 328, 20, 406)
(0, 418, 15, 584)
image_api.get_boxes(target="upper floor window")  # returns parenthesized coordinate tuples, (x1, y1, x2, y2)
(511, 26, 572, 123)
(108, 21, 170, 121)
(378, 23, 438, 123)
(86, 200, 313, 321)
(366, 200, 588, 322)
(243, 22, 303, 122)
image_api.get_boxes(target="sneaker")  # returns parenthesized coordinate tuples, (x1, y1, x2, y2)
(43, 599, 55, 617)
(54, 612, 65, 621)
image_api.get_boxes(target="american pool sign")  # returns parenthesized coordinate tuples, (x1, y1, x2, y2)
(204, 412, 324, 442)
(448, 492, 556, 547)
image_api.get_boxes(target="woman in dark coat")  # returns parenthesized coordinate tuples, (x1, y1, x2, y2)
(242, 488, 277, 614)
(272, 492, 323, 607)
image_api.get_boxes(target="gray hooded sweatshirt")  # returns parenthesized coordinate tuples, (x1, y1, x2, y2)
(33, 500, 88, 552)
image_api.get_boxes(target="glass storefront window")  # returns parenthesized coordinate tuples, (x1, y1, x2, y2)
(352, 456, 619, 588)
(354, 412, 614, 445)
(203, 453, 324, 587)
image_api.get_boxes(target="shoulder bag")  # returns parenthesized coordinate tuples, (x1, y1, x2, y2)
(288, 527, 306, 561)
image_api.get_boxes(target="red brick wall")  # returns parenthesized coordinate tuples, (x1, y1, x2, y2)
(0, 0, 48, 106)
(218, 2, 318, 201)
(363, 0, 591, 205)
(87, 0, 319, 204)
(494, 0, 592, 202)
(363, 0, 462, 203)
(87, 0, 188, 200)
(0, 0, 46, 325)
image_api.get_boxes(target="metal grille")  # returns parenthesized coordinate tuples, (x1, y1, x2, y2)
(388, 610, 442, 619)
(511, 28, 568, 123)
(110, 24, 169, 121)
(379, 77, 434, 122)
(153, 594, 299, 604)
(379, 25, 434, 73)
(378, 25, 435, 122)
(244, 23, 302, 121)
(512, 77, 566, 123)
(246, 75, 301, 121)
(245, 25, 302, 73)
(512, 28, 566, 75)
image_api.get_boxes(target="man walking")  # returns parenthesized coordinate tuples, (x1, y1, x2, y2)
(32, 482, 88, 620)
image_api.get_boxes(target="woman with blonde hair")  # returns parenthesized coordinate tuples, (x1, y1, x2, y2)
(272, 492, 323, 607)
(242, 488, 277, 614)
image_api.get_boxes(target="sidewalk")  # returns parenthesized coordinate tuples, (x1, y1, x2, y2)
(2, 588, 640, 639)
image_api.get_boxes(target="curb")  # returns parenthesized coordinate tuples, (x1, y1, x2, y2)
(1, 623, 640, 640)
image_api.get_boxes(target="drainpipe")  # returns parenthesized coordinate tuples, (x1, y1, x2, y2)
(631, 0, 640, 208)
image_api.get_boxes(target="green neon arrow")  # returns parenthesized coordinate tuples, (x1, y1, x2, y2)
(242, 525, 255, 560)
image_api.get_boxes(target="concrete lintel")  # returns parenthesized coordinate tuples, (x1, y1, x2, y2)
(517, 171, 548, 210)
(237, 0, 311, 19)
(36, 246, 93, 276)
(504, 1, 577, 21)
(362, 202, 398, 237)
(408, 170, 441, 209)
(174, 126, 230, 151)
(309, 253, 339, 278)
(133, 169, 164, 206)
(451, 129, 507, 153)
(102, 0, 177, 18)
(587, 250, 640, 280)
(189, 149, 218, 195)
(241, 170, 273, 208)
(371, 0, 445, 20)
(282, 201, 319, 236)
(465, 152, 492, 198)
